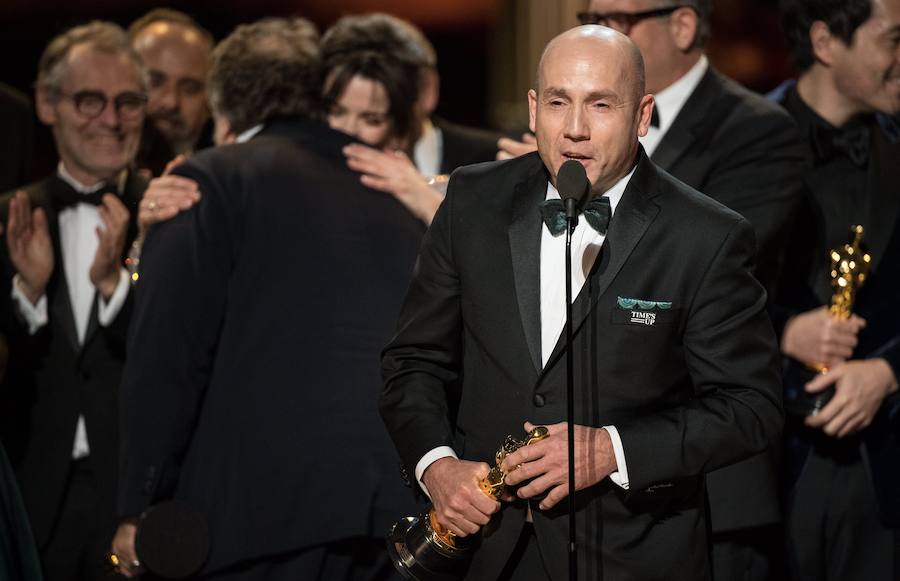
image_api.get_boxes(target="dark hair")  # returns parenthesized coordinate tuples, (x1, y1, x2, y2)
(781, 0, 873, 71)
(207, 17, 320, 133)
(320, 13, 431, 145)
(659, 0, 713, 49)
(128, 8, 214, 49)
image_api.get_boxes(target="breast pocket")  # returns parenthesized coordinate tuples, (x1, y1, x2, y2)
(610, 307, 682, 327)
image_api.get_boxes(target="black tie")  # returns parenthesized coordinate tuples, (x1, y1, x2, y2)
(52, 178, 119, 211)
(810, 122, 871, 168)
(540, 196, 611, 236)
(650, 107, 660, 128)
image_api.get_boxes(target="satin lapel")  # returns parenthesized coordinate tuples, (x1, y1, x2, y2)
(864, 129, 900, 274)
(544, 155, 661, 372)
(650, 69, 731, 172)
(508, 161, 548, 373)
(42, 179, 80, 352)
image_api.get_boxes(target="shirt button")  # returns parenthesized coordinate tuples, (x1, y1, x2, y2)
(533, 393, 546, 407)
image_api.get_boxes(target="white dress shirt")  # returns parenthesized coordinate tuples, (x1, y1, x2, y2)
(415, 166, 638, 495)
(413, 119, 444, 177)
(640, 55, 709, 157)
(10, 162, 131, 459)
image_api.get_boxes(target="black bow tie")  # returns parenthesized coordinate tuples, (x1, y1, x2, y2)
(52, 178, 119, 211)
(540, 195, 611, 236)
(811, 122, 871, 168)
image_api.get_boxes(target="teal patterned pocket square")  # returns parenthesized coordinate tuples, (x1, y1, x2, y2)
(616, 296, 673, 310)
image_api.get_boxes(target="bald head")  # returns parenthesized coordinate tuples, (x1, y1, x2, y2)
(528, 24, 654, 195)
(538, 26, 645, 105)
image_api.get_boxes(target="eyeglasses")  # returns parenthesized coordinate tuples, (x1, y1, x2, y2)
(576, 5, 689, 35)
(57, 90, 148, 121)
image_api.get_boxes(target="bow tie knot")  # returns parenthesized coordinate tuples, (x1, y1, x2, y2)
(540, 195, 611, 236)
(811, 122, 871, 168)
(52, 178, 119, 210)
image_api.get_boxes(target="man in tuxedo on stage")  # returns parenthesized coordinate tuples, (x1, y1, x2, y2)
(771, 0, 900, 578)
(112, 18, 421, 580)
(0, 22, 145, 581)
(380, 25, 783, 581)
(498, 4, 805, 577)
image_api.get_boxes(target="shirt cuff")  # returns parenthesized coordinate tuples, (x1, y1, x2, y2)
(415, 446, 458, 498)
(11, 274, 48, 335)
(603, 425, 629, 490)
(97, 268, 130, 326)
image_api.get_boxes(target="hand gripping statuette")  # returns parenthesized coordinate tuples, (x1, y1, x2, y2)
(387, 426, 549, 580)
(784, 225, 872, 416)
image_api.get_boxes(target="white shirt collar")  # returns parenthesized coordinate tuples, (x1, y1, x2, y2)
(652, 54, 708, 134)
(413, 119, 443, 177)
(544, 164, 635, 219)
(57, 162, 123, 194)
(236, 124, 264, 143)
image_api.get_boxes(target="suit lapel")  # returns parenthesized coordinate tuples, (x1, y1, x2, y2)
(508, 160, 548, 373)
(41, 179, 81, 352)
(651, 68, 736, 172)
(544, 154, 661, 372)
(863, 129, 900, 274)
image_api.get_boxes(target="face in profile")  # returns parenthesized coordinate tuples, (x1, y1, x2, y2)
(326, 74, 393, 148)
(37, 44, 146, 184)
(829, 0, 900, 116)
(133, 22, 211, 152)
(528, 28, 653, 194)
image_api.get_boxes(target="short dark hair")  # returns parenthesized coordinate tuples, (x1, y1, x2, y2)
(320, 13, 430, 145)
(128, 8, 214, 49)
(207, 17, 320, 133)
(656, 0, 713, 49)
(38, 21, 147, 95)
(781, 0, 873, 71)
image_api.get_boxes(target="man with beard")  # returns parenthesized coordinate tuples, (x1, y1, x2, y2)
(129, 9, 213, 176)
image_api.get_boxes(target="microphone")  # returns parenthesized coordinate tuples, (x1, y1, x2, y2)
(557, 160, 590, 222)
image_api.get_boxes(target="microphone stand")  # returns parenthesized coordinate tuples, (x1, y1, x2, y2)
(563, 198, 578, 581)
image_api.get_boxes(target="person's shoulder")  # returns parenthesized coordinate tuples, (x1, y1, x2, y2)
(707, 69, 796, 129)
(649, 161, 747, 228)
(0, 177, 54, 217)
(450, 151, 542, 185)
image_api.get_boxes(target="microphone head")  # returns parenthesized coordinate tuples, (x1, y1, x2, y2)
(556, 160, 590, 211)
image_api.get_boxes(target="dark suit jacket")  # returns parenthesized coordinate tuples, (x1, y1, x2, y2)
(435, 117, 501, 175)
(118, 118, 424, 573)
(771, 82, 900, 525)
(380, 150, 783, 581)
(0, 84, 33, 193)
(0, 172, 144, 545)
(652, 66, 805, 533)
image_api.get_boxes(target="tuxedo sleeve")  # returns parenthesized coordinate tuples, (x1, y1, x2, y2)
(616, 218, 784, 492)
(118, 161, 234, 517)
(380, 176, 463, 478)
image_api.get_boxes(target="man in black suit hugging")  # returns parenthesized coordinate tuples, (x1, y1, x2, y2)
(380, 25, 782, 581)
(112, 17, 422, 581)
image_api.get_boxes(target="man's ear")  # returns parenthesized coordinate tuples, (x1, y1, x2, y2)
(637, 94, 655, 138)
(35, 88, 58, 126)
(809, 20, 837, 66)
(528, 89, 538, 134)
(669, 7, 699, 52)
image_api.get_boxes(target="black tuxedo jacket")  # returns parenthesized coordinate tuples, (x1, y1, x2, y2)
(380, 151, 783, 581)
(652, 66, 805, 532)
(435, 117, 501, 175)
(118, 118, 424, 573)
(0, 172, 144, 545)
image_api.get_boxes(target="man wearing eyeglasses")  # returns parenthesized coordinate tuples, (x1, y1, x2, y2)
(500, 3, 804, 580)
(0, 21, 146, 581)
